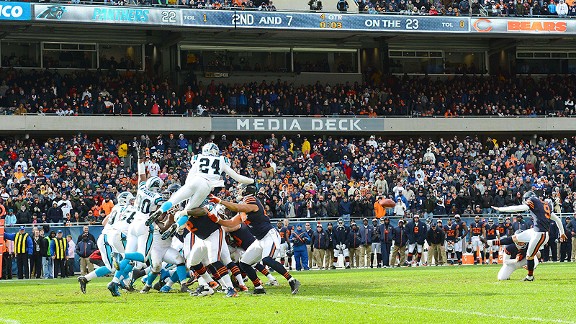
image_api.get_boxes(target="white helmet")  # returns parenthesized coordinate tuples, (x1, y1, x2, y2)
(145, 176, 164, 193)
(117, 191, 134, 206)
(202, 143, 220, 157)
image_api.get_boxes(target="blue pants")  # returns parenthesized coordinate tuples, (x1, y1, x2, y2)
(293, 246, 309, 271)
(381, 243, 392, 267)
(42, 257, 53, 279)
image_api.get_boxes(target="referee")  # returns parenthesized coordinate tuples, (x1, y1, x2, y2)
(5, 226, 33, 279)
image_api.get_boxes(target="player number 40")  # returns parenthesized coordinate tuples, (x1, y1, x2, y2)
(405, 18, 419, 30)
(161, 11, 177, 23)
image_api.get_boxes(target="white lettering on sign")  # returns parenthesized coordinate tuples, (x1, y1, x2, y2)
(234, 118, 363, 131)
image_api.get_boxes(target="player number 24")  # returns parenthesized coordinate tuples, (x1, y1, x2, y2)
(199, 158, 220, 175)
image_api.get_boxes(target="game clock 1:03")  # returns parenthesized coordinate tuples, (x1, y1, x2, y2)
(319, 13, 343, 29)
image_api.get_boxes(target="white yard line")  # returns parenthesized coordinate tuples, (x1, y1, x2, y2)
(0, 318, 21, 324)
(299, 296, 576, 324)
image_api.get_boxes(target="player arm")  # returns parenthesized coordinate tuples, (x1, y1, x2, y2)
(550, 212, 567, 239)
(492, 204, 529, 213)
(215, 213, 243, 228)
(221, 163, 255, 185)
(216, 198, 259, 213)
(137, 144, 147, 183)
(157, 212, 176, 232)
(222, 224, 241, 233)
(101, 214, 110, 226)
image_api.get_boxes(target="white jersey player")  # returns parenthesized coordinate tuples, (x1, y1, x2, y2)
(147, 142, 254, 234)
(108, 149, 165, 297)
(78, 191, 133, 294)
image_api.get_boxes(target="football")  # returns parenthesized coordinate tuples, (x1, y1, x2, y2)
(380, 198, 396, 208)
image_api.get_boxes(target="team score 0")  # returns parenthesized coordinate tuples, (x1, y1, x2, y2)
(161, 11, 177, 23)
(320, 21, 343, 29)
(405, 18, 419, 30)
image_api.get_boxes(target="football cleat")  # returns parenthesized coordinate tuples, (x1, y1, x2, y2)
(78, 276, 88, 294)
(140, 285, 152, 294)
(161, 223, 178, 240)
(120, 280, 135, 292)
(191, 285, 214, 297)
(145, 210, 164, 227)
(159, 285, 172, 293)
(107, 282, 121, 297)
(153, 279, 166, 291)
(266, 280, 279, 286)
(523, 276, 535, 282)
(180, 285, 191, 293)
(238, 285, 249, 292)
(208, 281, 220, 290)
(253, 287, 266, 295)
(225, 287, 238, 297)
(289, 279, 301, 295)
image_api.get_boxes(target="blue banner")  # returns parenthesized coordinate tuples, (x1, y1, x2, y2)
(181, 9, 469, 33)
(0, 2, 31, 21)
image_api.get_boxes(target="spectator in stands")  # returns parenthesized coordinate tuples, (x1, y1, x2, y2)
(5, 208, 16, 227)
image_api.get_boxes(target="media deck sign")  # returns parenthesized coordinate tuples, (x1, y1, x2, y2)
(212, 117, 385, 132)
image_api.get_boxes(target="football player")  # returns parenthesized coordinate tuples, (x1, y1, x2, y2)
(78, 191, 133, 294)
(108, 148, 165, 297)
(443, 218, 458, 265)
(497, 238, 540, 281)
(208, 185, 301, 295)
(484, 218, 499, 264)
(469, 215, 485, 264)
(141, 184, 190, 294)
(492, 191, 567, 281)
(147, 142, 254, 233)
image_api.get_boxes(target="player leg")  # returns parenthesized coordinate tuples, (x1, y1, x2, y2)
(205, 229, 237, 297)
(220, 244, 246, 290)
(407, 243, 415, 264)
(79, 234, 114, 294)
(162, 247, 189, 293)
(259, 229, 300, 294)
(333, 246, 340, 268)
(141, 239, 166, 293)
(239, 241, 266, 293)
(188, 239, 215, 296)
(524, 231, 548, 281)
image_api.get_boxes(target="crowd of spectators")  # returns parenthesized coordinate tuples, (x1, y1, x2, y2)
(2, 69, 576, 117)
(2, 131, 576, 228)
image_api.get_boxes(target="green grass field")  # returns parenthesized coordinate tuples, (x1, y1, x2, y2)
(0, 263, 575, 324)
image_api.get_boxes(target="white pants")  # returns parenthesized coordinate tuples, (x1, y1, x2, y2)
(187, 228, 227, 268)
(279, 242, 289, 258)
(515, 229, 549, 259)
(487, 244, 499, 253)
(150, 233, 185, 273)
(453, 240, 462, 252)
(168, 176, 212, 215)
(334, 243, 349, 257)
(471, 236, 483, 249)
(408, 243, 423, 254)
(371, 242, 381, 254)
(108, 230, 126, 256)
(241, 229, 281, 266)
(125, 219, 154, 262)
(98, 233, 115, 272)
(228, 245, 244, 263)
(497, 251, 539, 280)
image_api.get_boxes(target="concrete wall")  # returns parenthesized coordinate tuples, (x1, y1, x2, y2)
(1, 116, 575, 134)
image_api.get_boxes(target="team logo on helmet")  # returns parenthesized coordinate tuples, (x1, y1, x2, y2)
(202, 143, 220, 157)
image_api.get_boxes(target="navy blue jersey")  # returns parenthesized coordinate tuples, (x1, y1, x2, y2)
(496, 223, 508, 237)
(456, 220, 467, 237)
(485, 224, 498, 240)
(229, 224, 256, 250)
(504, 243, 527, 261)
(186, 214, 221, 240)
(243, 196, 274, 240)
(444, 224, 458, 241)
(526, 197, 551, 233)
(470, 221, 484, 237)
(279, 226, 293, 244)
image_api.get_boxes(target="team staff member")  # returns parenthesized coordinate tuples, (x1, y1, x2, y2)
(325, 223, 336, 269)
(379, 217, 394, 268)
(426, 221, 445, 266)
(390, 219, 408, 267)
(30, 229, 44, 279)
(358, 218, 373, 268)
(290, 224, 310, 271)
(50, 230, 68, 278)
(4, 226, 33, 279)
(312, 223, 328, 269)
(304, 223, 314, 269)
